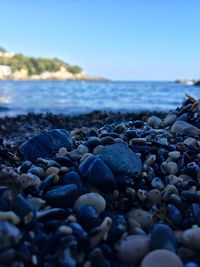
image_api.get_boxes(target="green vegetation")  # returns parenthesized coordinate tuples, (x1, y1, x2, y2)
(0, 50, 82, 75)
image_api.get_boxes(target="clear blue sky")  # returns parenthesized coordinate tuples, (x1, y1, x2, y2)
(1, 0, 200, 80)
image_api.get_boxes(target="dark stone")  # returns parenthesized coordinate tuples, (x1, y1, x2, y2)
(60, 171, 83, 190)
(107, 214, 127, 243)
(45, 184, 79, 207)
(86, 137, 102, 150)
(12, 194, 36, 226)
(150, 223, 177, 252)
(167, 204, 182, 226)
(75, 205, 99, 229)
(79, 156, 116, 192)
(0, 222, 21, 250)
(37, 208, 66, 221)
(20, 129, 72, 163)
(191, 203, 200, 225)
(100, 143, 142, 177)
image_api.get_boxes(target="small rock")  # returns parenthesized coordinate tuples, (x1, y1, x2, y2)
(171, 121, 200, 137)
(182, 227, 200, 250)
(45, 167, 60, 177)
(183, 137, 197, 146)
(151, 177, 165, 190)
(74, 193, 106, 213)
(20, 129, 72, 163)
(0, 222, 21, 250)
(45, 184, 79, 207)
(141, 249, 183, 267)
(100, 142, 142, 177)
(148, 116, 162, 128)
(128, 209, 154, 230)
(168, 151, 181, 160)
(18, 173, 41, 190)
(162, 162, 179, 175)
(164, 113, 177, 126)
(116, 235, 151, 264)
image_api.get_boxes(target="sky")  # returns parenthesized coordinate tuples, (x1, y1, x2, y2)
(1, 0, 200, 80)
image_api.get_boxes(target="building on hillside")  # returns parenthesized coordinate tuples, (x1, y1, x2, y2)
(0, 51, 13, 58)
(0, 65, 12, 78)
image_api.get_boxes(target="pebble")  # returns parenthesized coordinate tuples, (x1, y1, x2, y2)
(141, 249, 183, 267)
(164, 113, 177, 126)
(128, 209, 154, 230)
(20, 129, 72, 162)
(0, 211, 20, 224)
(151, 177, 165, 189)
(45, 166, 60, 177)
(74, 193, 106, 213)
(148, 115, 162, 128)
(18, 173, 41, 189)
(182, 227, 200, 250)
(100, 142, 142, 177)
(45, 184, 79, 207)
(162, 161, 179, 175)
(168, 151, 181, 160)
(171, 121, 200, 137)
(183, 137, 197, 146)
(116, 235, 151, 264)
(150, 223, 177, 252)
(79, 156, 116, 192)
(0, 222, 21, 250)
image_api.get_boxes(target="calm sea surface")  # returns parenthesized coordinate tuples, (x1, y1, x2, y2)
(0, 80, 199, 117)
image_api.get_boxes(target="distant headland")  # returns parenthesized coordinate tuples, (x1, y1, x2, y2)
(0, 47, 107, 81)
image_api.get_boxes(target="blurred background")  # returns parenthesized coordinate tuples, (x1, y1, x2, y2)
(0, 0, 200, 116)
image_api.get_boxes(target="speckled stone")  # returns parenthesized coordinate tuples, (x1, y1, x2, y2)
(100, 142, 142, 177)
(74, 193, 106, 213)
(128, 209, 154, 230)
(141, 249, 183, 267)
(116, 235, 151, 264)
(182, 227, 200, 250)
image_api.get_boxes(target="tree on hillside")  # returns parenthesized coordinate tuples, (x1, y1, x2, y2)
(0, 47, 7, 53)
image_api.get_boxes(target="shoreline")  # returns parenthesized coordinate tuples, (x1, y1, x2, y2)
(1, 96, 200, 266)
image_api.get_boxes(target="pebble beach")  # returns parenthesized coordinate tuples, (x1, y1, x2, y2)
(1, 95, 200, 267)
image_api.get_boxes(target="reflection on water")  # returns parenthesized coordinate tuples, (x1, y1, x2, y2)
(0, 80, 200, 117)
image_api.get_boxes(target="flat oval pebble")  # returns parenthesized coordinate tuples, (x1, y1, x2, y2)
(18, 173, 41, 189)
(116, 235, 151, 264)
(141, 249, 183, 267)
(74, 192, 106, 213)
(100, 142, 142, 177)
(168, 151, 181, 160)
(182, 227, 200, 250)
(20, 129, 72, 163)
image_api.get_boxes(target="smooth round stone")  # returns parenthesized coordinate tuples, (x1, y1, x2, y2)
(20, 129, 72, 163)
(146, 189, 162, 206)
(164, 113, 177, 126)
(183, 137, 197, 146)
(116, 235, 151, 264)
(171, 120, 200, 137)
(157, 138, 169, 146)
(128, 209, 154, 230)
(151, 177, 165, 190)
(163, 185, 179, 201)
(79, 156, 116, 192)
(148, 116, 162, 128)
(182, 227, 200, 250)
(168, 151, 181, 160)
(75, 205, 99, 228)
(45, 184, 79, 207)
(77, 144, 89, 154)
(0, 222, 21, 250)
(45, 167, 60, 177)
(100, 142, 142, 177)
(162, 162, 179, 175)
(18, 173, 41, 189)
(150, 223, 177, 252)
(74, 193, 106, 213)
(141, 249, 183, 267)
(93, 145, 104, 155)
